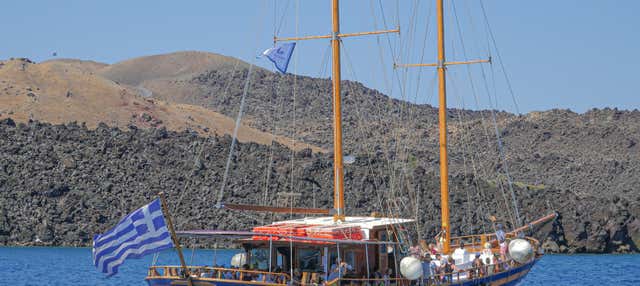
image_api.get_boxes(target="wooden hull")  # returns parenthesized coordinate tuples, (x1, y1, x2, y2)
(146, 278, 278, 286)
(452, 258, 538, 286)
(147, 258, 538, 286)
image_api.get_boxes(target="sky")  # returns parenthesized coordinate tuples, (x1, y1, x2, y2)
(1, 0, 638, 114)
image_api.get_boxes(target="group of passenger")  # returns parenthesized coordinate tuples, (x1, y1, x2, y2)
(409, 224, 517, 285)
(187, 257, 358, 285)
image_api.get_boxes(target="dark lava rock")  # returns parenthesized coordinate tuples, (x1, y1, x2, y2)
(0, 119, 637, 253)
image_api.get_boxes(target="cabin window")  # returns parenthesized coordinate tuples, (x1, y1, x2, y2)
(379, 233, 388, 254)
(277, 253, 283, 267)
(276, 247, 292, 271)
(250, 248, 269, 270)
(298, 248, 322, 272)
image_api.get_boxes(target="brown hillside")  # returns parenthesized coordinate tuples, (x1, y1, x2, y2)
(98, 51, 249, 86)
(0, 58, 319, 152)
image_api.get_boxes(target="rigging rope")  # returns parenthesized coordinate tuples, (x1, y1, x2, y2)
(488, 62, 522, 227)
(479, 0, 521, 114)
(173, 58, 243, 214)
(215, 63, 255, 208)
(449, 0, 522, 230)
(449, 0, 493, 235)
(260, 70, 284, 225)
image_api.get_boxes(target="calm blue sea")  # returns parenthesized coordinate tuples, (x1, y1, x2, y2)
(0, 247, 638, 285)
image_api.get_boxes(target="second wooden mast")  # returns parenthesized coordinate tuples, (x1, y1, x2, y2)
(331, 0, 346, 222)
(396, 0, 490, 253)
(435, 0, 451, 254)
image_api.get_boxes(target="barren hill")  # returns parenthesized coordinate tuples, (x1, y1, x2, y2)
(98, 51, 249, 86)
(0, 58, 318, 151)
(41, 58, 108, 73)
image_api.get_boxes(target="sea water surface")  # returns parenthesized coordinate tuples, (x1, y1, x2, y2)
(0, 247, 638, 285)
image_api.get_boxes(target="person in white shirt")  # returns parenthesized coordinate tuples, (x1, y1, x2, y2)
(452, 242, 468, 266)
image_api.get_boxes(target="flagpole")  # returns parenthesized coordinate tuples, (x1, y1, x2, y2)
(158, 192, 192, 286)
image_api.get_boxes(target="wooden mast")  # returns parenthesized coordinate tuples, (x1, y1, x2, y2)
(273, 1, 398, 223)
(395, 0, 489, 254)
(436, 0, 451, 254)
(331, 0, 345, 222)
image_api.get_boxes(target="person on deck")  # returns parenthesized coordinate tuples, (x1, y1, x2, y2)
(242, 273, 253, 281)
(223, 270, 234, 280)
(265, 273, 275, 283)
(452, 242, 468, 265)
(410, 242, 422, 258)
(330, 258, 353, 273)
(383, 269, 392, 286)
(485, 257, 494, 276)
(293, 268, 302, 283)
(440, 257, 457, 283)
(496, 224, 508, 261)
(472, 254, 484, 278)
(327, 264, 341, 282)
(494, 255, 503, 273)
(481, 242, 494, 265)
(434, 229, 445, 253)
(430, 254, 441, 283)
(421, 254, 432, 285)
(428, 243, 438, 255)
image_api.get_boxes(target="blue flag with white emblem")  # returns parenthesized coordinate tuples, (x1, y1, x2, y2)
(92, 199, 174, 276)
(263, 42, 296, 73)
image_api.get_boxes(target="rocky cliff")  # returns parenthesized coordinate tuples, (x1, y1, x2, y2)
(0, 119, 637, 253)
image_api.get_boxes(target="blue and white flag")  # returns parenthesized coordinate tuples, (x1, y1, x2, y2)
(92, 199, 174, 276)
(263, 42, 296, 74)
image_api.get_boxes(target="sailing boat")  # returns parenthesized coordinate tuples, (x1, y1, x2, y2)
(145, 1, 556, 285)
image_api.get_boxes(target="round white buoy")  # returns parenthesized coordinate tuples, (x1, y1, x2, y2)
(399, 256, 423, 280)
(230, 252, 247, 267)
(508, 238, 534, 263)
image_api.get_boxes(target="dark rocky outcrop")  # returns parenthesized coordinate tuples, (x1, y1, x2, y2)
(0, 119, 637, 253)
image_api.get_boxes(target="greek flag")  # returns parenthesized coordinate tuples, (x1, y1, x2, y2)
(92, 199, 174, 276)
(263, 42, 296, 74)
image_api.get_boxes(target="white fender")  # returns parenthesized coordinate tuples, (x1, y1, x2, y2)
(508, 238, 534, 263)
(399, 256, 423, 280)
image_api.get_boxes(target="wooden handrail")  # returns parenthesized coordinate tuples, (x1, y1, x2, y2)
(147, 265, 291, 279)
(449, 212, 556, 248)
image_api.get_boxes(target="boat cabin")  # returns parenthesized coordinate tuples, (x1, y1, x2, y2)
(238, 216, 413, 283)
(146, 216, 414, 285)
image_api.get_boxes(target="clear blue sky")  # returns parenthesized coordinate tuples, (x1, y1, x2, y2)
(2, 0, 638, 113)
